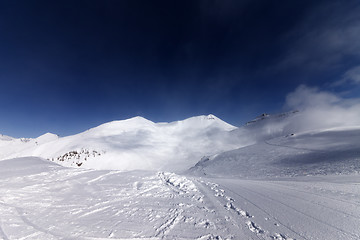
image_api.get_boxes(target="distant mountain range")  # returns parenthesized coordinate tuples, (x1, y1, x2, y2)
(1, 112, 359, 177)
(0, 114, 239, 171)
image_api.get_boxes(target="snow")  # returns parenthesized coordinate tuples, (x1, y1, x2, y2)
(0, 157, 359, 239)
(189, 127, 360, 178)
(34, 133, 58, 144)
(0, 133, 58, 160)
(1, 113, 360, 239)
(0, 157, 229, 239)
(198, 175, 360, 240)
(0, 114, 240, 172)
(0, 134, 14, 141)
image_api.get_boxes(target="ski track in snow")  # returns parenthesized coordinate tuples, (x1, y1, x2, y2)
(0, 160, 242, 239)
(0, 222, 8, 240)
(1, 157, 360, 239)
(263, 140, 326, 153)
(154, 208, 183, 237)
(240, 183, 358, 239)
(263, 181, 360, 206)
(214, 178, 360, 240)
(217, 183, 308, 240)
(194, 179, 298, 240)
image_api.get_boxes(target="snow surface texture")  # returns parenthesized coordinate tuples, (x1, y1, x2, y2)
(0, 157, 359, 240)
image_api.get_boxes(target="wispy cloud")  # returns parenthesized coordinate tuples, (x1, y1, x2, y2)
(334, 65, 360, 86)
(284, 85, 360, 131)
(278, 0, 360, 71)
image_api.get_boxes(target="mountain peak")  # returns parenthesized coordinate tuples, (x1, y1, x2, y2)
(84, 116, 155, 136)
(126, 116, 154, 124)
(206, 114, 216, 120)
(35, 133, 59, 144)
(168, 114, 236, 131)
(0, 134, 15, 141)
(37, 132, 59, 138)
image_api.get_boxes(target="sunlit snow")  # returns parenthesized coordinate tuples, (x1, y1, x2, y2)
(0, 113, 359, 239)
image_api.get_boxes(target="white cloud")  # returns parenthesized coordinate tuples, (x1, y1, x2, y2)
(286, 85, 340, 109)
(332, 65, 360, 86)
(284, 85, 360, 131)
(342, 66, 360, 84)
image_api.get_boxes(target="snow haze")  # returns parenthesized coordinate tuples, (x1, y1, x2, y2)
(284, 85, 360, 132)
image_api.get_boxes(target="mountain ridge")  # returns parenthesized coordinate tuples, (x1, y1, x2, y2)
(3, 111, 359, 177)
(0, 114, 241, 172)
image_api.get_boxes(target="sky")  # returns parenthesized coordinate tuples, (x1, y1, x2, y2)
(1, 0, 360, 137)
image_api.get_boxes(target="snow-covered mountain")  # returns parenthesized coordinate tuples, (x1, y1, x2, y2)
(2, 112, 360, 177)
(0, 132, 58, 160)
(190, 124, 360, 178)
(231, 110, 300, 143)
(0, 134, 15, 141)
(0, 114, 242, 171)
(1, 113, 360, 240)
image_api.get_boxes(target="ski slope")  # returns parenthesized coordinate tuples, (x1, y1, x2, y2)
(195, 175, 360, 240)
(190, 127, 360, 178)
(0, 157, 359, 240)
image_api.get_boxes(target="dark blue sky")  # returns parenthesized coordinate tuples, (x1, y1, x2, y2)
(1, 0, 360, 137)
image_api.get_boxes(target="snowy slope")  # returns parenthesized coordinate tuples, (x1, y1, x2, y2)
(0, 115, 241, 171)
(1, 157, 359, 240)
(2, 111, 359, 176)
(0, 134, 14, 141)
(0, 133, 58, 160)
(189, 127, 360, 178)
(230, 110, 300, 144)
